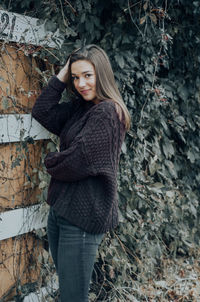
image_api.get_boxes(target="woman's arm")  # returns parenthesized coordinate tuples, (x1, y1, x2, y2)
(44, 115, 111, 182)
(44, 102, 125, 182)
(32, 60, 76, 136)
(56, 59, 70, 83)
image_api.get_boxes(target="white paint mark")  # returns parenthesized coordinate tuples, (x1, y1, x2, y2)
(0, 114, 50, 143)
(0, 204, 48, 240)
(0, 10, 63, 48)
(23, 274, 58, 302)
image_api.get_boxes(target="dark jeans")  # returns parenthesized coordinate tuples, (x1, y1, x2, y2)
(47, 207, 104, 302)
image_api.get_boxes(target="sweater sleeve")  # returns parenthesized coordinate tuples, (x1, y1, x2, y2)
(44, 103, 118, 182)
(32, 76, 78, 136)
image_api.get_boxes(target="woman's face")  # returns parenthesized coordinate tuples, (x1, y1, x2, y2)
(71, 60, 99, 104)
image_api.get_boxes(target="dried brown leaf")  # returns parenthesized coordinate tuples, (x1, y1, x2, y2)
(150, 13, 157, 24)
(143, 2, 148, 11)
(140, 16, 146, 25)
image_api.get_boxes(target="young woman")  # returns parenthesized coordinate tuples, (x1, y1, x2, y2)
(32, 44, 130, 302)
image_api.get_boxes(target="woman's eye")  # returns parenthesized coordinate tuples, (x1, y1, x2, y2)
(72, 76, 78, 81)
(85, 74, 92, 78)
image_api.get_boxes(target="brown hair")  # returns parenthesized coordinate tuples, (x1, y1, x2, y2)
(66, 44, 131, 130)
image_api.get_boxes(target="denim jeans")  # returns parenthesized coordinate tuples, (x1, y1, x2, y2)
(47, 207, 104, 302)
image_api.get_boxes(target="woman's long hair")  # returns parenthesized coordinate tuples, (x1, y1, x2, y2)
(65, 44, 131, 130)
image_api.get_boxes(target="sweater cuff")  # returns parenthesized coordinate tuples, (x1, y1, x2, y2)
(48, 75, 67, 93)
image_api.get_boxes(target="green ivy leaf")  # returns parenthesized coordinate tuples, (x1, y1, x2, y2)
(114, 54, 125, 69)
(2, 97, 9, 110)
(174, 115, 186, 126)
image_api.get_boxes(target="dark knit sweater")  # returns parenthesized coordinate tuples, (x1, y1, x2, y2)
(32, 76, 126, 234)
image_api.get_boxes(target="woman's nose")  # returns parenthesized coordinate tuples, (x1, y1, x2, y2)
(78, 77, 86, 87)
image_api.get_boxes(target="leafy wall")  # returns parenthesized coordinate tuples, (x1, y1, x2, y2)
(1, 0, 200, 301)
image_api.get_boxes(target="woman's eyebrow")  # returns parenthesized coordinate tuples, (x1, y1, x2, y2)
(71, 70, 93, 75)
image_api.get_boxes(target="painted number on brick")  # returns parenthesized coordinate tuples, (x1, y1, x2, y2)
(0, 12, 16, 39)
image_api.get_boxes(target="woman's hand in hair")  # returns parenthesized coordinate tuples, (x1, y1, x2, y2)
(56, 58, 70, 83)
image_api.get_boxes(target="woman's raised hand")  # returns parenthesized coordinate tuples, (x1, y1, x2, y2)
(56, 58, 70, 83)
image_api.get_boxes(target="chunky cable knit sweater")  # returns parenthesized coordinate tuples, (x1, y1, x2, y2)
(32, 76, 126, 234)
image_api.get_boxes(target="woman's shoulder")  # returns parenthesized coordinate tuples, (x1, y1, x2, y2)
(92, 100, 125, 125)
(93, 99, 116, 113)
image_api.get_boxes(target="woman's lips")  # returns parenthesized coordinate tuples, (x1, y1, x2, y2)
(80, 89, 91, 95)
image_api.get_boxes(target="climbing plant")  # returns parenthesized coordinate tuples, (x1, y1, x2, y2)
(1, 0, 200, 300)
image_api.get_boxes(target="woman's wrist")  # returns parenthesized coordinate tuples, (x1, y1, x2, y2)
(56, 68, 68, 83)
(56, 59, 70, 83)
